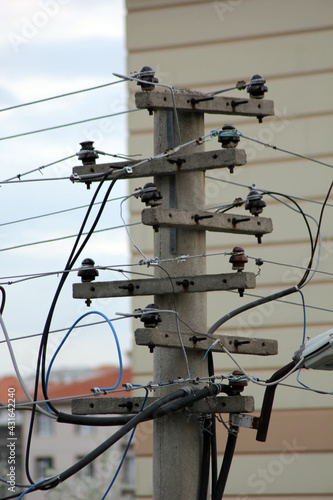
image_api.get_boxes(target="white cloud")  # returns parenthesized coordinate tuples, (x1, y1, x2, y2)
(1, 0, 125, 50)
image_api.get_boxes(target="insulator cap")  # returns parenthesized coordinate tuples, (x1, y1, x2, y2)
(137, 66, 159, 91)
(218, 124, 240, 149)
(228, 370, 248, 393)
(140, 303, 162, 328)
(229, 247, 248, 271)
(77, 258, 99, 283)
(245, 189, 266, 216)
(77, 141, 99, 165)
(246, 74, 268, 99)
(140, 182, 163, 207)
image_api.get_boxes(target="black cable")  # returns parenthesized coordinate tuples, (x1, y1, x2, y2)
(264, 190, 314, 286)
(198, 417, 211, 500)
(25, 168, 127, 484)
(256, 360, 296, 442)
(42, 385, 225, 495)
(298, 180, 333, 288)
(208, 351, 218, 492)
(41, 168, 128, 414)
(208, 286, 298, 335)
(58, 387, 192, 484)
(0, 286, 6, 314)
(212, 424, 239, 500)
(57, 412, 138, 426)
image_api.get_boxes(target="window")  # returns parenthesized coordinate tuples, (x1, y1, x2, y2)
(36, 413, 53, 436)
(36, 457, 53, 480)
(122, 454, 135, 486)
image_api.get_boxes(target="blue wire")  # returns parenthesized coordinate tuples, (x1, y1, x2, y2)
(45, 311, 123, 409)
(100, 386, 149, 500)
(189, 341, 216, 378)
(17, 479, 50, 499)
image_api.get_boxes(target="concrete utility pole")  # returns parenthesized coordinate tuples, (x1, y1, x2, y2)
(72, 82, 276, 500)
(152, 107, 208, 499)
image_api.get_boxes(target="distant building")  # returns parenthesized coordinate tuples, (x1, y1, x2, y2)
(0, 366, 135, 499)
(125, 1, 333, 498)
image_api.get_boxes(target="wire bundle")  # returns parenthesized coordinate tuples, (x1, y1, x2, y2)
(1, 71, 333, 500)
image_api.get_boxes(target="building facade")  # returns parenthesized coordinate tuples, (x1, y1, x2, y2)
(125, 1, 333, 498)
(0, 367, 134, 499)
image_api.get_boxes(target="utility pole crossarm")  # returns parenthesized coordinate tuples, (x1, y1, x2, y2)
(142, 207, 273, 238)
(134, 328, 278, 356)
(72, 272, 255, 299)
(71, 395, 255, 415)
(135, 90, 274, 119)
(71, 148, 247, 181)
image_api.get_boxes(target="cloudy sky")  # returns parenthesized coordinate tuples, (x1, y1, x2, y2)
(0, 0, 135, 380)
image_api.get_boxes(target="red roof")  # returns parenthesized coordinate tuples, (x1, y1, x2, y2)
(0, 366, 132, 405)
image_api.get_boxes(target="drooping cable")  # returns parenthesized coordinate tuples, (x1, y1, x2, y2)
(100, 386, 149, 499)
(298, 180, 333, 288)
(45, 311, 123, 412)
(212, 424, 239, 500)
(0, 286, 6, 314)
(25, 168, 128, 484)
(0, 313, 56, 419)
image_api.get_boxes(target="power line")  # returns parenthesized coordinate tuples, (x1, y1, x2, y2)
(238, 132, 333, 169)
(0, 265, 153, 286)
(205, 175, 333, 209)
(2, 155, 77, 183)
(0, 195, 126, 227)
(0, 79, 125, 114)
(0, 108, 142, 142)
(0, 222, 142, 253)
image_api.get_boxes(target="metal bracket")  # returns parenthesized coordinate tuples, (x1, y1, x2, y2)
(231, 413, 260, 429)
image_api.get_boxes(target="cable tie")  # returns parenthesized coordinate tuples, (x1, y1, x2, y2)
(91, 387, 102, 395)
(205, 384, 215, 397)
(69, 173, 80, 183)
(147, 381, 159, 391)
(175, 254, 189, 263)
(133, 188, 143, 198)
(123, 383, 133, 391)
(182, 385, 195, 395)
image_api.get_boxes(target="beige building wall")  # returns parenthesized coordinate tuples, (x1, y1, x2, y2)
(125, 1, 333, 498)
